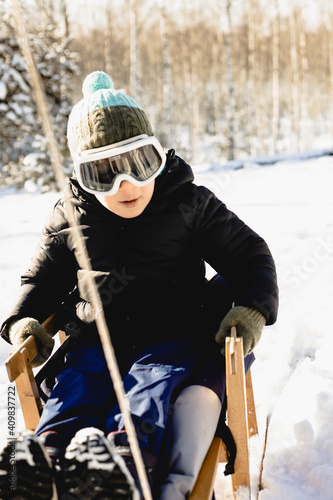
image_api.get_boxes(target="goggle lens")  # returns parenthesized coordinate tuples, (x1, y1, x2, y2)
(76, 140, 165, 195)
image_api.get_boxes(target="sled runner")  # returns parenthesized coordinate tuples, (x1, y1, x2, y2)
(5, 314, 257, 500)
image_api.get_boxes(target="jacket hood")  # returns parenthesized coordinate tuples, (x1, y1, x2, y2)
(154, 149, 194, 198)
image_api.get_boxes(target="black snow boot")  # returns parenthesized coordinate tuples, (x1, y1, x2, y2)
(0, 431, 58, 500)
(39, 431, 67, 498)
(108, 430, 157, 498)
(63, 428, 142, 500)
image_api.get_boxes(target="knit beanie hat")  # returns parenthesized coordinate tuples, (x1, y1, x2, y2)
(67, 71, 154, 155)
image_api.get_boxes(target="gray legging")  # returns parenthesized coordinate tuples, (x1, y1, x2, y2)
(158, 385, 222, 500)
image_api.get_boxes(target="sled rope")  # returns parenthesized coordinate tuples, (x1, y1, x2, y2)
(65, 194, 153, 500)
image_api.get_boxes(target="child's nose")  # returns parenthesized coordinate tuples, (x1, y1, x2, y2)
(119, 180, 133, 190)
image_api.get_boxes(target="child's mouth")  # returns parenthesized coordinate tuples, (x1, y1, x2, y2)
(121, 198, 139, 207)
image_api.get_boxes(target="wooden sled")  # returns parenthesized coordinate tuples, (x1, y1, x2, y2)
(5, 316, 257, 500)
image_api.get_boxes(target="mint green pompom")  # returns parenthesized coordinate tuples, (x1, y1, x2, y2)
(82, 71, 114, 98)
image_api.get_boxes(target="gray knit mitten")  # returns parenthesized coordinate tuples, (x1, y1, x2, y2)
(9, 317, 54, 367)
(215, 306, 266, 356)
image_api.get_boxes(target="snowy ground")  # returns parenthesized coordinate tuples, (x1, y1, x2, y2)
(1, 151, 333, 499)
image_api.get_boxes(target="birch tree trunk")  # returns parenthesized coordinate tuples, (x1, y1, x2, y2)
(188, 10, 200, 163)
(298, 17, 309, 151)
(179, 3, 199, 163)
(129, 0, 140, 100)
(159, 2, 173, 147)
(246, 0, 258, 156)
(224, 0, 235, 161)
(327, 18, 333, 138)
(212, 30, 223, 139)
(271, 0, 280, 154)
(105, 0, 113, 77)
(59, 0, 69, 105)
(289, 8, 300, 151)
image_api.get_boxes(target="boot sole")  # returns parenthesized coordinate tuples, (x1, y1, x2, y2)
(63, 429, 140, 500)
(0, 434, 57, 500)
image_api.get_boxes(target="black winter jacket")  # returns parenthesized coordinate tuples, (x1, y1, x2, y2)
(1, 151, 278, 356)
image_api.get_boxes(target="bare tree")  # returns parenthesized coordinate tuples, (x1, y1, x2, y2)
(159, 1, 173, 147)
(212, 26, 224, 140)
(129, 0, 140, 100)
(246, 0, 259, 156)
(289, 7, 301, 151)
(271, 0, 280, 154)
(105, 0, 113, 76)
(298, 11, 310, 151)
(223, 0, 236, 161)
(174, 3, 200, 161)
(327, 16, 333, 137)
(58, 0, 70, 105)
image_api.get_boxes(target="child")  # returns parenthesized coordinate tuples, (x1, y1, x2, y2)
(0, 71, 278, 500)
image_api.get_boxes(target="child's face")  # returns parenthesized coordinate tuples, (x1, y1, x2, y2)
(95, 179, 155, 218)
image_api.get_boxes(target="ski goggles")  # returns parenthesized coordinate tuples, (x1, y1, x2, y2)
(73, 135, 167, 196)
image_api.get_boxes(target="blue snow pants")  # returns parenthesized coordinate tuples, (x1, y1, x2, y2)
(35, 339, 254, 456)
(35, 275, 255, 459)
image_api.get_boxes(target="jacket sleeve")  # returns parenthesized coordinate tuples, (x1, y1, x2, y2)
(192, 186, 279, 325)
(0, 200, 77, 344)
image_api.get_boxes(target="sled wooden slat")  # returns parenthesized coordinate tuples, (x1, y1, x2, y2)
(6, 313, 257, 499)
(6, 336, 42, 431)
(246, 368, 258, 437)
(225, 334, 250, 498)
(42, 311, 64, 337)
(189, 437, 224, 500)
(189, 326, 254, 500)
(5, 313, 66, 431)
(6, 334, 37, 383)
